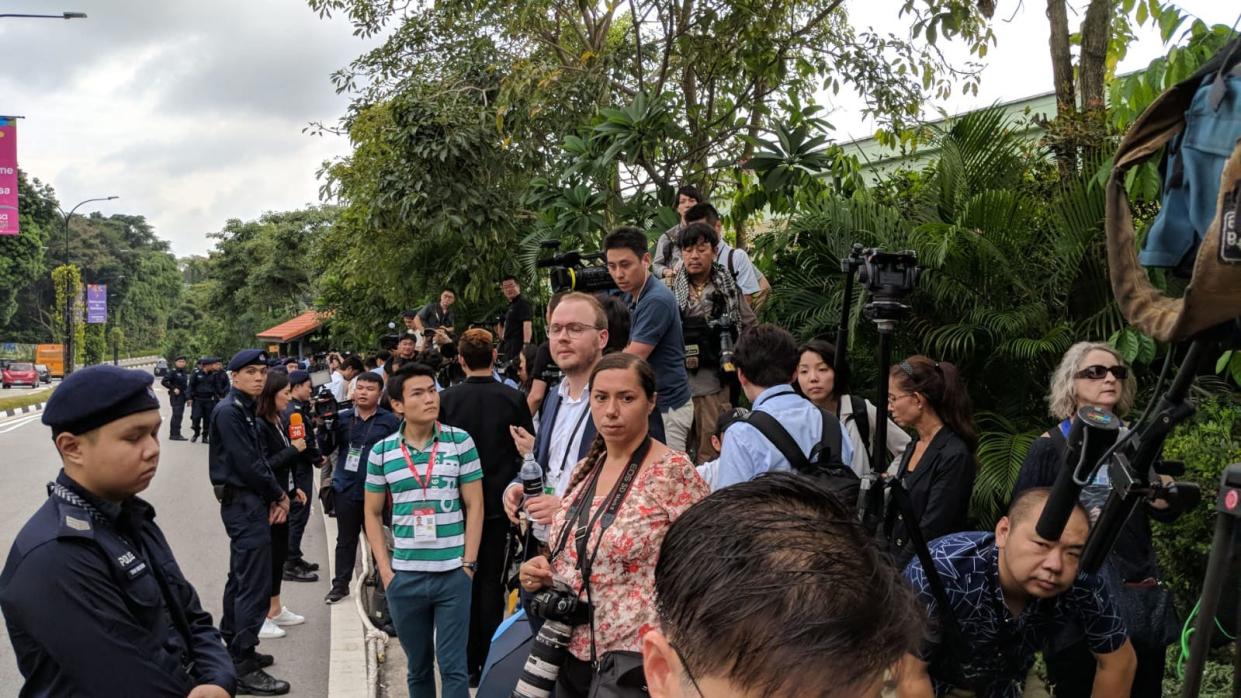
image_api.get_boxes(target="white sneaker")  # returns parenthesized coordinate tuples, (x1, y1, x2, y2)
(259, 618, 286, 639)
(269, 607, 305, 627)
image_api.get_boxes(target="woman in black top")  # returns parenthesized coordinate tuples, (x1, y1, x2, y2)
(255, 370, 308, 639)
(1013, 341, 1178, 698)
(883, 355, 977, 569)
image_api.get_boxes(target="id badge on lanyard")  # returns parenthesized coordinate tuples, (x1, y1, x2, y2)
(400, 433, 441, 541)
(345, 447, 362, 472)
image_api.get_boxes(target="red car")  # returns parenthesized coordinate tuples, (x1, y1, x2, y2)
(2, 361, 38, 388)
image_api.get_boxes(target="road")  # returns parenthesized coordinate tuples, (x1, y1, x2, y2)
(0, 367, 333, 696)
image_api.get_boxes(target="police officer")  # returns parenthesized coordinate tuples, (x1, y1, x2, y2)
(211, 358, 231, 401)
(281, 370, 322, 582)
(188, 357, 217, 443)
(209, 349, 292, 695)
(0, 365, 235, 696)
(161, 355, 190, 441)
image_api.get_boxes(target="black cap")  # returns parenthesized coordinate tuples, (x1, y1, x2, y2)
(42, 366, 160, 436)
(289, 370, 311, 386)
(227, 349, 269, 372)
(173, 355, 186, 362)
(267, 357, 285, 368)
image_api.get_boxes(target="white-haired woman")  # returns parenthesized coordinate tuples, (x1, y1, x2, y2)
(1013, 341, 1177, 698)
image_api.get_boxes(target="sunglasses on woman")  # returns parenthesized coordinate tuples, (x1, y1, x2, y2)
(1075, 364, 1128, 380)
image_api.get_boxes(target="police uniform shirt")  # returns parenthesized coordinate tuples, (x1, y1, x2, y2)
(0, 471, 235, 696)
(161, 366, 189, 400)
(209, 389, 286, 503)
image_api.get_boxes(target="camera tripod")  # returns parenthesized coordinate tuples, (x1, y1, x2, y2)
(1183, 462, 1241, 698)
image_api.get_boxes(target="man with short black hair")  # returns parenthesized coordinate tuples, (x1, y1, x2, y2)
(684, 202, 770, 306)
(710, 324, 851, 489)
(402, 309, 419, 332)
(498, 275, 533, 365)
(604, 225, 693, 452)
(414, 288, 457, 335)
(393, 332, 418, 367)
(896, 488, 1136, 697)
(653, 184, 705, 280)
(644, 472, 921, 698)
(439, 328, 534, 685)
(330, 355, 364, 403)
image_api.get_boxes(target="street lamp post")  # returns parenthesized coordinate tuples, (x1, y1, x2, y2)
(0, 12, 87, 20)
(60, 196, 118, 375)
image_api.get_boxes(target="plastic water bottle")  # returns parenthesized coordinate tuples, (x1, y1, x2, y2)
(520, 454, 547, 541)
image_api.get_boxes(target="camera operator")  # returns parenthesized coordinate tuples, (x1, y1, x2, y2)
(439, 328, 534, 684)
(329, 355, 363, 404)
(319, 371, 400, 605)
(644, 472, 921, 698)
(673, 222, 756, 463)
(503, 293, 666, 532)
(896, 488, 1136, 697)
(1012, 343, 1180, 697)
(712, 325, 853, 490)
(604, 226, 693, 452)
(652, 184, 704, 282)
(413, 287, 457, 336)
(683, 202, 770, 308)
(517, 353, 708, 696)
(283, 371, 326, 582)
(499, 275, 534, 365)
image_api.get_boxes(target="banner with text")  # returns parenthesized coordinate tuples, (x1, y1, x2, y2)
(86, 284, 107, 324)
(0, 117, 17, 236)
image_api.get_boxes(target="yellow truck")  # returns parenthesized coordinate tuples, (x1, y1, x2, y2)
(35, 344, 64, 378)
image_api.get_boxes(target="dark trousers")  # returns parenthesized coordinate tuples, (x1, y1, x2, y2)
(219, 492, 272, 664)
(287, 466, 313, 561)
(555, 655, 593, 697)
(191, 399, 217, 439)
(169, 398, 186, 437)
(332, 493, 365, 591)
(468, 517, 510, 677)
(1046, 639, 1166, 698)
(270, 521, 288, 598)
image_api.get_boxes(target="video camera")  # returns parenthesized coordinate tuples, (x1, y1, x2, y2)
(308, 369, 342, 431)
(535, 240, 617, 293)
(857, 249, 919, 323)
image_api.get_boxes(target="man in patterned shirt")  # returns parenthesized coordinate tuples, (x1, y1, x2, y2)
(895, 488, 1136, 697)
(363, 362, 484, 698)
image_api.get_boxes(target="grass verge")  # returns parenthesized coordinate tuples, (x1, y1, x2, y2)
(0, 386, 54, 413)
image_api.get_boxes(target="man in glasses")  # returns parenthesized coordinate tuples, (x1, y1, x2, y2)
(643, 472, 921, 697)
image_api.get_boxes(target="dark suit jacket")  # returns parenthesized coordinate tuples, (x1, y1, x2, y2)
(885, 427, 975, 569)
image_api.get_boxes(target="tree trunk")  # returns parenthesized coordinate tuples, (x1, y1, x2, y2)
(734, 78, 768, 251)
(1078, 0, 1111, 165)
(1045, 0, 1076, 175)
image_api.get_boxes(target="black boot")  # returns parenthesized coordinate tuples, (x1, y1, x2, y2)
(234, 660, 290, 696)
(170, 434, 187, 441)
(282, 560, 318, 583)
(190, 433, 198, 443)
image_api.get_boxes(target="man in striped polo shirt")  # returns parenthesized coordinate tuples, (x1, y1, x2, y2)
(364, 362, 484, 698)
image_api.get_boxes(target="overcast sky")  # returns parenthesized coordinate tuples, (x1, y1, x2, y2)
(3, 0, 1236, 257)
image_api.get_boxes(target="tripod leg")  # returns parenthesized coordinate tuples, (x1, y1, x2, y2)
(1184, 512, 1235, 697)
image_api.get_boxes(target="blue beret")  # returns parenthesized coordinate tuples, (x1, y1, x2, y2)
(42, 366, 160, 436)
(267, 357, 286, 368)
(228, 349, 268, 372)
(288, 370, 311, 386)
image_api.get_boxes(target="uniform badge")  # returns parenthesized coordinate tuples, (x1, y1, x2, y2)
(64, 515, 91, 531)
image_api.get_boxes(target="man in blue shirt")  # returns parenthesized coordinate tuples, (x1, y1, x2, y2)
(895, 488, 1136, 697)
(319, 371, 401, 604)
(604, 225, 693, 452)
(707, 324, 851, 490)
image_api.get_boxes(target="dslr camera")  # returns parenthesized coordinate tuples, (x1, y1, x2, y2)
(512, 580, 591, 698)
(535, 240, 617, 293)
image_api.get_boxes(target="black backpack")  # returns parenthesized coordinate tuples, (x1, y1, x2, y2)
(744, 407, 859, 507)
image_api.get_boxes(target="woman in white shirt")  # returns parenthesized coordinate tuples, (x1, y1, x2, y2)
(795, 339, 911, 477)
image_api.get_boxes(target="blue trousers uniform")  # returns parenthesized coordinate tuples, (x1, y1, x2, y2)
(287, 464, 313, 561)
(170, 396, 186, 438)
(192, 398, 218, 440)
(218, 490, 271, 666)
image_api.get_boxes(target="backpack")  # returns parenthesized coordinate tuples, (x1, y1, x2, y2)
(842, 394, 871, 465)
(744, 408, 859, 507)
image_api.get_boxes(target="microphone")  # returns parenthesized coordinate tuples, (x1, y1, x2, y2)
(288, 412, 306, 440)
(1035, 406, 1121, 541)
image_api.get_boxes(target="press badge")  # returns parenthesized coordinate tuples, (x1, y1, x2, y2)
(413, 508, 437, 540)
(345, 447, 362, 472)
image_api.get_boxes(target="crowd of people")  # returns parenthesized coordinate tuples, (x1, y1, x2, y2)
(0, 182, 1191, 698)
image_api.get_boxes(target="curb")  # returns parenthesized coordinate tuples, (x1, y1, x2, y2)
(323, 493, 373, 698)
(0, 400, 48, 420)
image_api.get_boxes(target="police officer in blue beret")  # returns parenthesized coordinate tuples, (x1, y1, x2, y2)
(161, 355, 190, 441)
(0, 365, 236, 697)
(189, 357, 219, 443)
(209, 349, 292, 695)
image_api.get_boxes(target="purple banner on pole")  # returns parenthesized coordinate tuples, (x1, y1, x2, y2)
(86, 284, 107, 324)
(0, 118, 17, 236)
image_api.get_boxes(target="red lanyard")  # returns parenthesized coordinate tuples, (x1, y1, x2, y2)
(399, 424, 441, 495)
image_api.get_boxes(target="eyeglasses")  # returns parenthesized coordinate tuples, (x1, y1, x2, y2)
(888, 392, 914, 404)
(548, 322, 602, 338)
(1075, 364, 1128, 380)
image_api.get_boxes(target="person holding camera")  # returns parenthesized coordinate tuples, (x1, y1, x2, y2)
(895, 488, 1136, 697)
(517, 352, 708, 697)
(643, 472, 922, 698)
(414, 287, 457, 335)
(1012, 342, 1181, 697)
(282, 371, 325, 582)
(652, 184, 705, 281)
(683, 202, 770, 308)
(883, 355, 977, 570)
(319, 371, 400, 605)
(604, 226, 694, 452)
(673, 221, 756, 463)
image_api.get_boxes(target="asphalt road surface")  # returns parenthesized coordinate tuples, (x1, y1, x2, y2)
(0, 367, 333, 696)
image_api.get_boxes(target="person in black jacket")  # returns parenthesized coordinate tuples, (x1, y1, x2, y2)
(208, 349, 291, 695)
(439, 328, 534, 685)
(883, 354, 977, 570)
(161, 355, 190, 441)
(254, 370, 309, 641)
(188, 357, 218, 443)
(281, 370, 323, 582)
(1013, 341, 1179, 698)
(0, 366, 235, 697)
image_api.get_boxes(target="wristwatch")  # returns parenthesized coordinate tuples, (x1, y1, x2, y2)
(462, 561, 478, 571)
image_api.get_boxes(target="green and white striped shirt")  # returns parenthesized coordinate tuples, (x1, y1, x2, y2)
(364, 422, 482, 572)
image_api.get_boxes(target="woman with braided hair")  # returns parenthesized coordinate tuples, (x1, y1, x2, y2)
(883, 354, 977, 569)
(518, 352, 708, 697)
